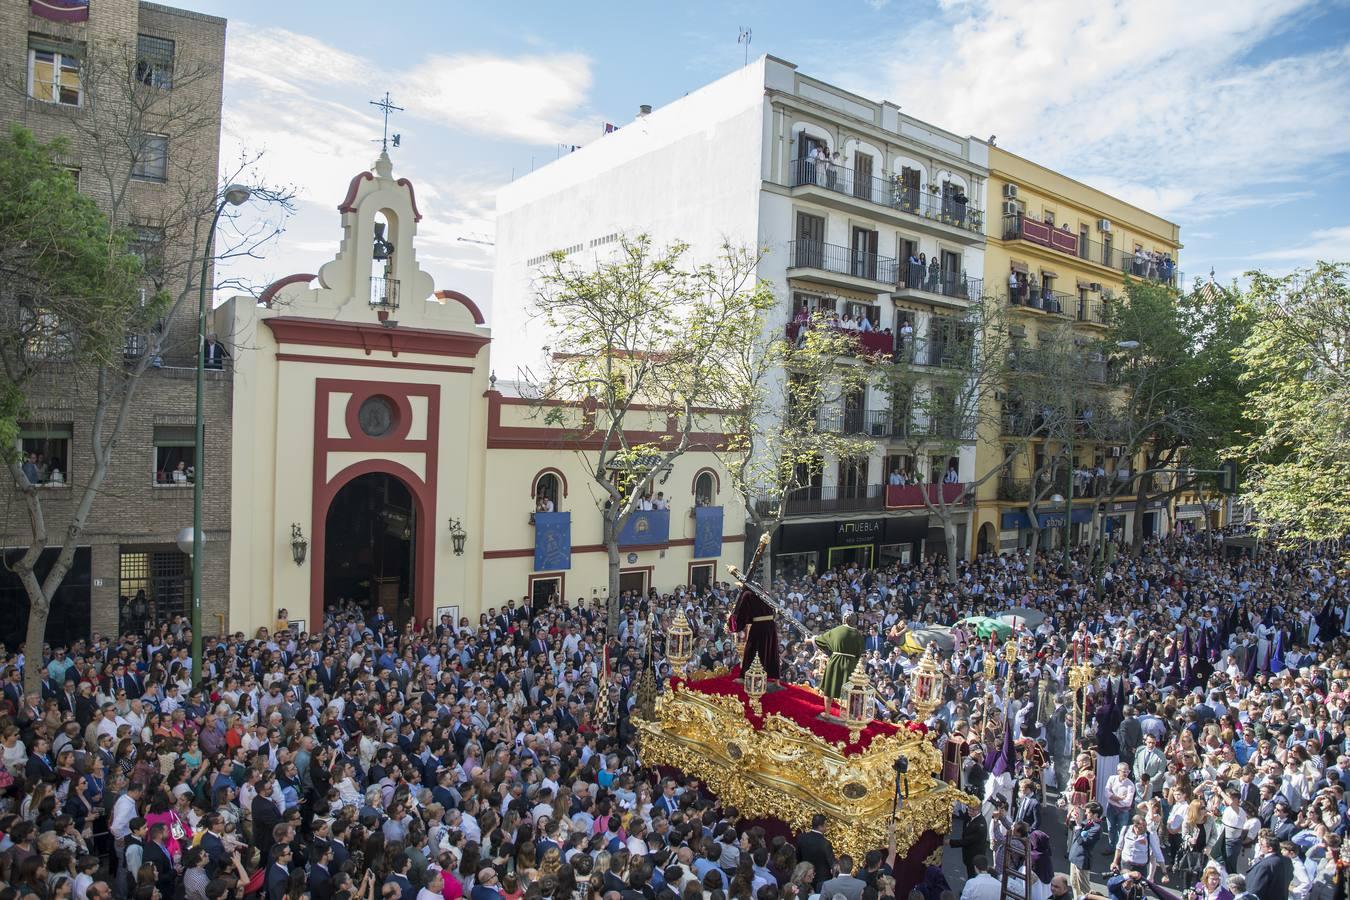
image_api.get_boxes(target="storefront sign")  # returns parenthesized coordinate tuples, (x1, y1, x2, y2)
(835, 519, 882, 545)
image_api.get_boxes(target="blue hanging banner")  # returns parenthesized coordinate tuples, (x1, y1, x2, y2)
(618, 509, 670, 547)
(534, 512, 571, 571)
(693, 506, 724, 558)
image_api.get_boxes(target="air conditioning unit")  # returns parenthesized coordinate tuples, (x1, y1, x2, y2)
(1097, 218, 1112, 232)
(1109, 446, 1123, 458)
(1002, 200, 1019, 216)
(1088, 282, 1101, 292)
(1003, 184, 1018, 199)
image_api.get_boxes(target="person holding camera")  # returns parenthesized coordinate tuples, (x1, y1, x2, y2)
(1111, 815, 1165, 881)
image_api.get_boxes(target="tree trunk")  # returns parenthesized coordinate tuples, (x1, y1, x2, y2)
(1130, 473, 1149, 555)
(944, 520, 959, 580)
(19, 581, 49, 701)
(605, 514, 621, 635)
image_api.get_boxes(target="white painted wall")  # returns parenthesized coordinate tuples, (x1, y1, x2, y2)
(492, 61, 772, 383)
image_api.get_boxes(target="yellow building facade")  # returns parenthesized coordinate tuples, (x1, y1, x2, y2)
(220, 154, 745, 634)
(972, 148, 1182, 555)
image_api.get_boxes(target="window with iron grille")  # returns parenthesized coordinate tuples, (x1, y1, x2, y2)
(135, 35, 174, 88)
(119, 550, 188, 632)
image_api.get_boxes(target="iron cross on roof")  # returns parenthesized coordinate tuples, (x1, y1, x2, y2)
(370, 92, 404, 152)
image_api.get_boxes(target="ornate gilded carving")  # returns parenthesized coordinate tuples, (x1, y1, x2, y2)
(641, 682, 975, 861)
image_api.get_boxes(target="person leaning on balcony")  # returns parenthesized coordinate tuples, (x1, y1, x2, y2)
(858, 314, 874, 333)
(944, 463, 960, 484)
(888, 470, 902, 487)
(1008, 267, 1020, 299)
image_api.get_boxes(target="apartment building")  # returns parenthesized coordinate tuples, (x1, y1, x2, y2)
(972, 147, 1183, 555)
(0, 0, 229, 645)
(494, 56, 988, 577)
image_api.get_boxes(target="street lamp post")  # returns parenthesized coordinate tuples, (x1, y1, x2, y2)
(191, 184, 251, 685)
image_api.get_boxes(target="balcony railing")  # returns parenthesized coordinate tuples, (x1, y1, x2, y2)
(904, 340, 973, 369)
(789, 240, 900, 285)
(895, 262, 983, 301)
(788, 159, 984, 234)
(785, 321, 894, 357)
(1007, 287, 1073, 316)
(1003, 214, 1179, 286)
(815, 409, 972, 441)
(772, 483, 886, 516)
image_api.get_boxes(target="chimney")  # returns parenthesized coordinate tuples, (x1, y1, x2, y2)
(638, 104, 652, 117)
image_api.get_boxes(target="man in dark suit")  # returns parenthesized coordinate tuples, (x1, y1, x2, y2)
(1245, 833, 1293, 900)
(1116, 707, 1143, 767)
(328, 822, 352, 871)
(199, 814, 229, 876)
(2, 669, 24, 712)
(143, 824, 177, 899)
(252, 777, 284, 858)
(1015, 780, 1041, 831)
(963, 750, 989, 800)
(308, 842, 335, 900)
(25, 737, 54, 783)
(795, 814, 835, 892)
(949, 802, 990, 878)
(266, 844, 293, 900)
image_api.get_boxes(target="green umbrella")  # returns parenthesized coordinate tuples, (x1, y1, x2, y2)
(957, 615, 1013, 640)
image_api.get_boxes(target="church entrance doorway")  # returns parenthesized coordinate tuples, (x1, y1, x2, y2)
(323, 472, 416, 627)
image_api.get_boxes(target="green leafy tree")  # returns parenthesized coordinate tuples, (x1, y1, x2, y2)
(1108, 277, 1254, 552)
(0, 126, 152, 445)
(887, 297, 1014, 573)
(713, 311, 883, 582)
(1234, 262, 1349, 541)
(529, 236, 774, 633)
(1, 33, 294, 695)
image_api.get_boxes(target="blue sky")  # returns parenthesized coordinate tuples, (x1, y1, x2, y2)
(182, 0, 1350, 312)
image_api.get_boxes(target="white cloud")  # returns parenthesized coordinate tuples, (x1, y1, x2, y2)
(822, 0, 1350, 220)
(224, 23, 378, 94)
(1255, 225, 1350, 262)
(402, 52, 598, 145)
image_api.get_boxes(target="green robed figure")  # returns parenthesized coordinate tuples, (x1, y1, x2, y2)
(814, 614, 865, 715)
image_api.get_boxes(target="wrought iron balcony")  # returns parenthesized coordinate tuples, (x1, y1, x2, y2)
(1002, 214, 1179, 286)
(895, 262, 983, 302)
(788, 159, 984, 234)
(788, 240, 900, 286)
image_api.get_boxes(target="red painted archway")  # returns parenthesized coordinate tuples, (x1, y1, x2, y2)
(309, 459, 435, 630)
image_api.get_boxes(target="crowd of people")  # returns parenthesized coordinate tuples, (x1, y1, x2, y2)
(0, 527, 1342, 900)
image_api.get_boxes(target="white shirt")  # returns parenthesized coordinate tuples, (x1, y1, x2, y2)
(111, 793, 138, 839)
(1116, 828, 1164, 866)
(960, 873, 1003, 900)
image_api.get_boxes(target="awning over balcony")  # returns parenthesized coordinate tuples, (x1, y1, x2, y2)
(30, 0, 88, 22)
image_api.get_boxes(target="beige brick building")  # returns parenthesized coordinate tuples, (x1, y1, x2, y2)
(0, 0, 230, 646)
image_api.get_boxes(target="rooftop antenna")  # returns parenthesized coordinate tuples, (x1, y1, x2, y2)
(370, 92, 404, 152)
(738, 26, 752, 66)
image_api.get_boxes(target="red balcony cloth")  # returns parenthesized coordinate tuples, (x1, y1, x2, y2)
(884, 482, 965, 509)
(672, 667, 928, 754)
(785, 324, 892, 357)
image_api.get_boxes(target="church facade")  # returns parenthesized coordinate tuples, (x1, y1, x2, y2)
(220, 154, 745, 633)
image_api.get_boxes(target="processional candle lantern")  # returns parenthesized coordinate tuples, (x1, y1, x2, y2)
(911, 643, 944, 721)
(667, 608, 694, 671)
(843, 664, 876, 743)
(743, 654, 768, 714)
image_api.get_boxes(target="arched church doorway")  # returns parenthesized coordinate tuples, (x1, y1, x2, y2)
(323, 472, 416, 626)
(977, 522, 995, 556)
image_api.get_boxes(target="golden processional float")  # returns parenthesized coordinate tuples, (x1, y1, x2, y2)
(633, 550, 976, 874)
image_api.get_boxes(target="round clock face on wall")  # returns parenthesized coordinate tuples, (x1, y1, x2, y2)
(357, 396, 395, 437)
